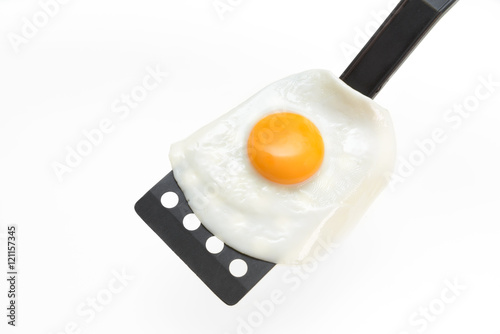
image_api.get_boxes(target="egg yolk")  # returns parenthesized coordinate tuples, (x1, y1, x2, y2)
(247, 112, 324, 185)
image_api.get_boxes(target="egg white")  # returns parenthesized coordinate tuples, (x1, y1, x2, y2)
(169, 69, 395, 264)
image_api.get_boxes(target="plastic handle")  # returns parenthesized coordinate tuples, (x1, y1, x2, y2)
(340, 0, 458, 99)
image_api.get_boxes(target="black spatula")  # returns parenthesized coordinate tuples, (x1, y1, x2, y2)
(135, 0, 458, 306)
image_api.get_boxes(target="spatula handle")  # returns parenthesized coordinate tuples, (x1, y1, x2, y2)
(340, 0, 458, 99)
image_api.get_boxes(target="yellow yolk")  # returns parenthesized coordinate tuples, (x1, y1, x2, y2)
(247, 112, 325, 185)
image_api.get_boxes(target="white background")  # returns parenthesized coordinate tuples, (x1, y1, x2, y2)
(1, 0, 500, 333)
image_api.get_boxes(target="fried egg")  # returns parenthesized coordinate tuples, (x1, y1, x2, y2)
(169, 69, 395, 264)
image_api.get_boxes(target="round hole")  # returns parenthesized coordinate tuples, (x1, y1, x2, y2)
(229, 259, 248, 278)
(161, 192, 179, 209)
(206, 236, 224, 254)
(183, 213, 201, 231)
